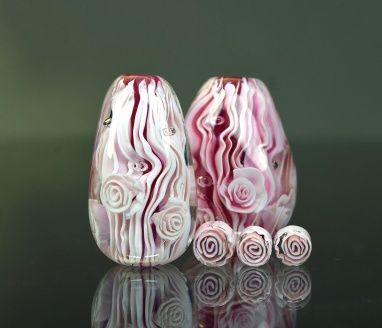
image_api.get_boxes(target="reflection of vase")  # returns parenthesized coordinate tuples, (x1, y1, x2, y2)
(91, 265, 192, 328)
(186, 77, 297, 236)
(89, 75, 194, 266)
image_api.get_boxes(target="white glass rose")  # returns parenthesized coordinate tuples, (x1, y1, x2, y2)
(151, 198, 190, 242)
(100, 174, 144, 215)
(220, 168, 268, 214)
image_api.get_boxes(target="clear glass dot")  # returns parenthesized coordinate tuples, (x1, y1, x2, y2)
(162, 127, 176, 136)
(197, 175, 213, 187)
(215, 115, 225, 125)
(134, 161, 149, 172)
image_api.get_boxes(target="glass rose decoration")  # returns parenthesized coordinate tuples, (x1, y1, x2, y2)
(151, 198, 189, 242)
(100, 174, 144, 215)
(220, 167, 268, 214)
(89, 75, 193, 266)
(274, 225, 312, 266)
(236, 225, 273, 267)
(193, 221, 235, 266)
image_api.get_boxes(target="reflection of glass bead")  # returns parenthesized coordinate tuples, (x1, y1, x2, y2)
(162, 127, 176, 136)
(197, 176, 213, 187)
(134, 161, 149, 172)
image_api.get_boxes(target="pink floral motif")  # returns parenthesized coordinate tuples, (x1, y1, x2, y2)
(274, 226, 312, 266)
(236, 226, 272, 267)
(100, 174, 144, 215)
(193, 221, 235, 267)
(220, 168, 267, 214)
(152, 198, 190, 242)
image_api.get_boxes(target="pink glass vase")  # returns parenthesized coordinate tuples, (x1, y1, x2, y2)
(89, 75, 193, 266)
(185, 77, 297, 264)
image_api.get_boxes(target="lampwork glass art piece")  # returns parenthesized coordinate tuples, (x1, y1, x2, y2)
(274, 225, 312, 266)
(236, 225, 272, 267)
(89, 75, 193, 266)
(186, 77, 297, 265)
(193, 221, 236, 266)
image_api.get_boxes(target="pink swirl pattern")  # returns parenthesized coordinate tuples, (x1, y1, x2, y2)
(193, 266, 235, 307)
(185, 77, 297, 236)
(235, 263, 272, 304)
(275, 266, 312, 309)
(183, 259, 311, 328)
(217, 301, 272, 328)
(236, 226, 273, 267)
(89, 75, 193, 266)
(274, 225, 312, 266)
(193, 221, 235, 266)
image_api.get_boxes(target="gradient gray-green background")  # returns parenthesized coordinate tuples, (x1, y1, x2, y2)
(1, 1, 381, 327)
(1, 0, 381, 142)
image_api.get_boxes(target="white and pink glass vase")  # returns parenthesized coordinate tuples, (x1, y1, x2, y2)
(89, 75, 194, 266)
(186, 77, 297, 266)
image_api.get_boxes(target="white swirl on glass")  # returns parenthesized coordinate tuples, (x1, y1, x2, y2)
(193, 221, 235, 267)
(236, 226, 272, 267)
(274, 225, 312, 266)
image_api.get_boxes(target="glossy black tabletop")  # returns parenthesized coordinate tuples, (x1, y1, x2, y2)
(0, 140, 380, 327)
